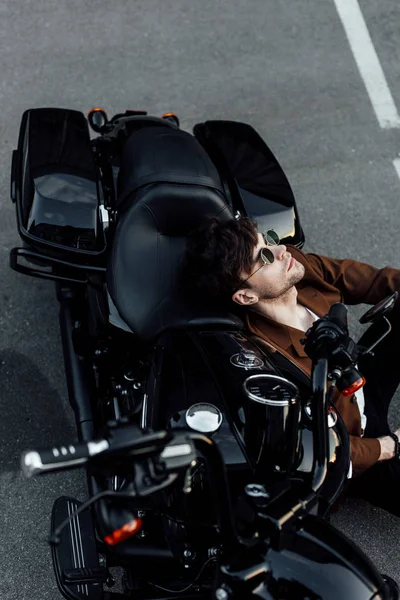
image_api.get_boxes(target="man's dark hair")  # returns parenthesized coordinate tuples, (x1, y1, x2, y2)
(183, 217, 259, 300)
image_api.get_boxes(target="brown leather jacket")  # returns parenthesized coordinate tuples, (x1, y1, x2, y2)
(246, 245, 400, 476)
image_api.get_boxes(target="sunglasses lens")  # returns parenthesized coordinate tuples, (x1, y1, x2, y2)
(260, 247, 275, 265)
(265, 230, 280, 245)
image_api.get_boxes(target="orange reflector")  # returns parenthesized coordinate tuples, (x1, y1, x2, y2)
(104, 517, 143, 546)
(341, 377, 366, 397)
(162, 112, 178, 119)
(89, 107, 106, 113)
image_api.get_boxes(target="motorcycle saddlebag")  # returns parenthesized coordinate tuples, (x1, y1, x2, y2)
(193, 120, 305, 248)
(11, 108, 106, 262)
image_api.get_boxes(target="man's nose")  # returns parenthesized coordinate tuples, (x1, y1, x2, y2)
(275, 244, 287, 259)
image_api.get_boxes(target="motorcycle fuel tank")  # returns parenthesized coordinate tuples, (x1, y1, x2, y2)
(219, 515, 394, 599)
(144, 330, 249, 469)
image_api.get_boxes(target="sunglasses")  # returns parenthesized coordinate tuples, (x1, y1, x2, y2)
(241, 229, 280, 285)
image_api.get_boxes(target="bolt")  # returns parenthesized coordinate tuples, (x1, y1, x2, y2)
(245, 484, 269, 498)
(139, 530, 147, 538)
(115, 384, 122, 391)
(215, 588, 229, 600)
(95, 349, 102, 356)
(98, 555, 106, 567)
(133, 381, 142, 389)
(183, 549, 192, 558)
(137, 510, 145, 518)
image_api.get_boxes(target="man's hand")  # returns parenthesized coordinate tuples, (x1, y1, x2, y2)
(377, 428, 400, 461)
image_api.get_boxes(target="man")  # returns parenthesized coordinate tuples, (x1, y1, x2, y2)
(184, 216, 400, 517)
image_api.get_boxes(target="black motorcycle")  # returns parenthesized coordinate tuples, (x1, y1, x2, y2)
(9, 107, 400, 599)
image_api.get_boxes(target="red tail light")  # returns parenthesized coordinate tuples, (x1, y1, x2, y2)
(104, 517, 143, 546)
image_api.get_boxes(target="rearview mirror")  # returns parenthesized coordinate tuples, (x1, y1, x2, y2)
(359, 291, 398, 324)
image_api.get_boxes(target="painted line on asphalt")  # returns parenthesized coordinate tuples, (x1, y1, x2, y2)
(393, 158, 400, 182)
(333, 0, 400, 129)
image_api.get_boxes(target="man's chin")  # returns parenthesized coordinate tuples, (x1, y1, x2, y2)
(293, 262, 305, 281)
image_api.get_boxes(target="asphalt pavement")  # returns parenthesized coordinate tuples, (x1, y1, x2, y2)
(1, 0, 400, 597)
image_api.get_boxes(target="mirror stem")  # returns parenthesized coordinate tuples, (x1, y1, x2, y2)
(361, 316, 392, 357)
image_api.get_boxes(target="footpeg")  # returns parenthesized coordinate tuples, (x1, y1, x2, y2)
(51, 496, 103, 600)
(64, 567, 108, 585)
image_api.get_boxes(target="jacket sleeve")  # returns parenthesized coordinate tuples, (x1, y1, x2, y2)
(303, 252, 400, 306)
(349, 435, 381, 477)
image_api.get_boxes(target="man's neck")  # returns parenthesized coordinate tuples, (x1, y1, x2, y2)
(250, 286, 303, 328)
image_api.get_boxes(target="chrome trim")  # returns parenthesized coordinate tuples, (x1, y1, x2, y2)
(76, 504, 87, 596)
(124, 372, 135, 381)
(99, 205, 110, 230)
(243, 374, 299, 406)
(140, 393, 148, 430)
(21, 451, 88, 478)
(161, 444, 193, 458)
(21, 451, 43, 477)
(68, 500, 88, 596)
(87, 440, 109, 456)
(304, 405, 338, 428)
(67, 501, 80, 593)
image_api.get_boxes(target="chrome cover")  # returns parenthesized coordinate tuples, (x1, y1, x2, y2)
(185, 403, 223, 434)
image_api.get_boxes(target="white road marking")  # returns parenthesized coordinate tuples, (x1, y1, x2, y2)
(393, 158, 400, 182)
(333, 0, 400, 129)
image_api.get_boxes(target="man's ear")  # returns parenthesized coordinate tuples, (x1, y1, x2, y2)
(232, 287, 259, 306)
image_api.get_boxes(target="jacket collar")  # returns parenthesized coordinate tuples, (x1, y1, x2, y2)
(247, 286, 332, 359)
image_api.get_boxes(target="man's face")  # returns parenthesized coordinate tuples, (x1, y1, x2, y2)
(232, 233, 305, 305)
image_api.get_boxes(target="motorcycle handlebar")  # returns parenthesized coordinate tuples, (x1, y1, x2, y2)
(328, 302, 348, 330)
(21, 430, 239, 548)
(21, 439, 110, 478)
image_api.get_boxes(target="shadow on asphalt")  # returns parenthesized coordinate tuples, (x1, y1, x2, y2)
(0, 349, 75, 472)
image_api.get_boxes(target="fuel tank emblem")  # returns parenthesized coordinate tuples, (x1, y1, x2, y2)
(230, 351, 264, 369)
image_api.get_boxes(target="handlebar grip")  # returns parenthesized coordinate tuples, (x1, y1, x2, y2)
(328, 303, 348, 329)
(21, 439, 109, 478)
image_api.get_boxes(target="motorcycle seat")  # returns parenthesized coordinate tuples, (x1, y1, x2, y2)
(107, 126, 244, 341)
(117, 125, 228, 210)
